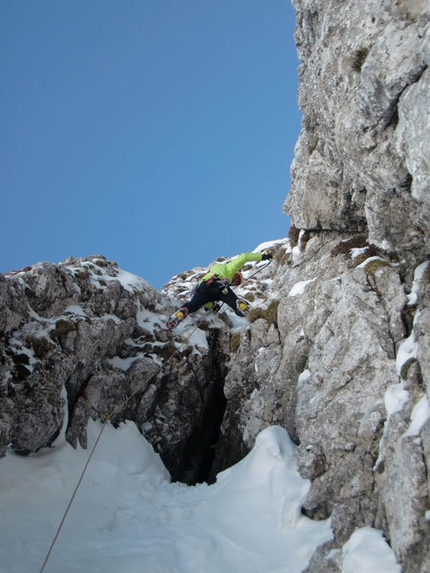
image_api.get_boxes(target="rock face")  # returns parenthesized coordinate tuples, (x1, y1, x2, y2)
(1, 2, 429, 572)
(285, 0, 429, 265)
(0, 257, 231, 485)
(216, 237, 430, 572)
(276, 0, 430, 570)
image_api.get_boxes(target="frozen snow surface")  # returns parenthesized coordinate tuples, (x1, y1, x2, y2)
(342, 527, 401, 573)
(288, 279, 315, 298)
(384, 383, 410, 418)
(0, 421, 401, 573)
(404, 395, 430, 438)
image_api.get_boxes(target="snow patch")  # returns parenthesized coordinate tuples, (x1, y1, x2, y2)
(384, 383, 410, 417)
(253, 238, 290, 253)
(0, 423, 335, 573)
(350, 247, 369, 259)
(376, 383, 410, 470)
(107, 355, 141, 371)
(102, 313, 122, 325)
(403, 395, 430, 438)
(396, 327, 418, 379)
(254, 347, 266, 373)
(69, 262, 153, 294)
(116, 268, 153, 293)
(8, 337, 38, 373)
(356, 255, 385, 269)
(407, 261, 429, 307)
(64, 305, 87, 317)
(298, 369, 312, 384)
(187, 327, 209, 352)
(137, 305, 164, 332)
(342, 527, 401, 573)
(288, 278, 316, 297)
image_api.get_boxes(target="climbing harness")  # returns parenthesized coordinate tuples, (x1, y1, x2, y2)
(212, 259, 273, 314)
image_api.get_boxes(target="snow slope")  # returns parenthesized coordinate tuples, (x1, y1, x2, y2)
(0, 421, 400, 573)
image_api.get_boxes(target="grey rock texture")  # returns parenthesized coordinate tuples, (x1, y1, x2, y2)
(0, 256, 230, 485)
(275, 0, 430, 570)
(285, 0, 429, 266)
(210, 234, 429, 573)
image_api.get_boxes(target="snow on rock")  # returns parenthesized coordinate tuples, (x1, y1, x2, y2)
(406, 261, 430, 307)
(106, 355, 142, 371)
(64, 305, 87, 317)
(253, 238, 290, 254)
(288, 278, 315, 297)
(342, 527, 401, 573)
(384, 383, 410, 418)
(396, 329, 418, 379)
(115, 268, 154, 293)
(187, 327, 210, 353)
(403, 395, 430, 438)
(136, 304, 165, 331)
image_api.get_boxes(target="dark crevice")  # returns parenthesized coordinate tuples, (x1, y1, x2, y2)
(176, 376, 227, 485)
(381, 64, 428, 130)
(384, 106, 399, 129)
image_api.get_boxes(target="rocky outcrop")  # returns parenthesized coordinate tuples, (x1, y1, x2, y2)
(274, 0, 430, 570)
(212, 0, 430, 570)
(0, 256, 232, 485)
(215, 235, 429, 572)
(285, 0, 429, 267)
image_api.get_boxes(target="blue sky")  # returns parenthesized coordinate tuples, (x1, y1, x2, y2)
(1, 1, 300, 289)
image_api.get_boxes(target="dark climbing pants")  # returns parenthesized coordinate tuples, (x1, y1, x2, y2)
(182, 279, 240, 315)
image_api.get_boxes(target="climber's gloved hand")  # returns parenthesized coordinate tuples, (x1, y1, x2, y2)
(212, 302, 221, 312)
(261, 250, 273, 261)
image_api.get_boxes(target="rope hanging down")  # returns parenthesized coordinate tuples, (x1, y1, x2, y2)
(39, 257, 272, 573)
(39, 421, 109, 573)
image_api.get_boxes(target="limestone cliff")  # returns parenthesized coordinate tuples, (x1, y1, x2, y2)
(0, 2, 429, 572)
(279, 1, 429, 570)
(286, 0, 429, 268)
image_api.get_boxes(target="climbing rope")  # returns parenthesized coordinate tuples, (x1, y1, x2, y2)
(38, 343, 179, 573)
(245, 259, 272, 281)
(39, 257, 273, 572)
(39, 419, 109, 573)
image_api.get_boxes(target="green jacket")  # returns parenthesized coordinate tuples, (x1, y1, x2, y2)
(200, 253, 263, 284)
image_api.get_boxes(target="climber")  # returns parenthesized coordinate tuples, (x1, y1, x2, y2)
(166, 250, 273, 330)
